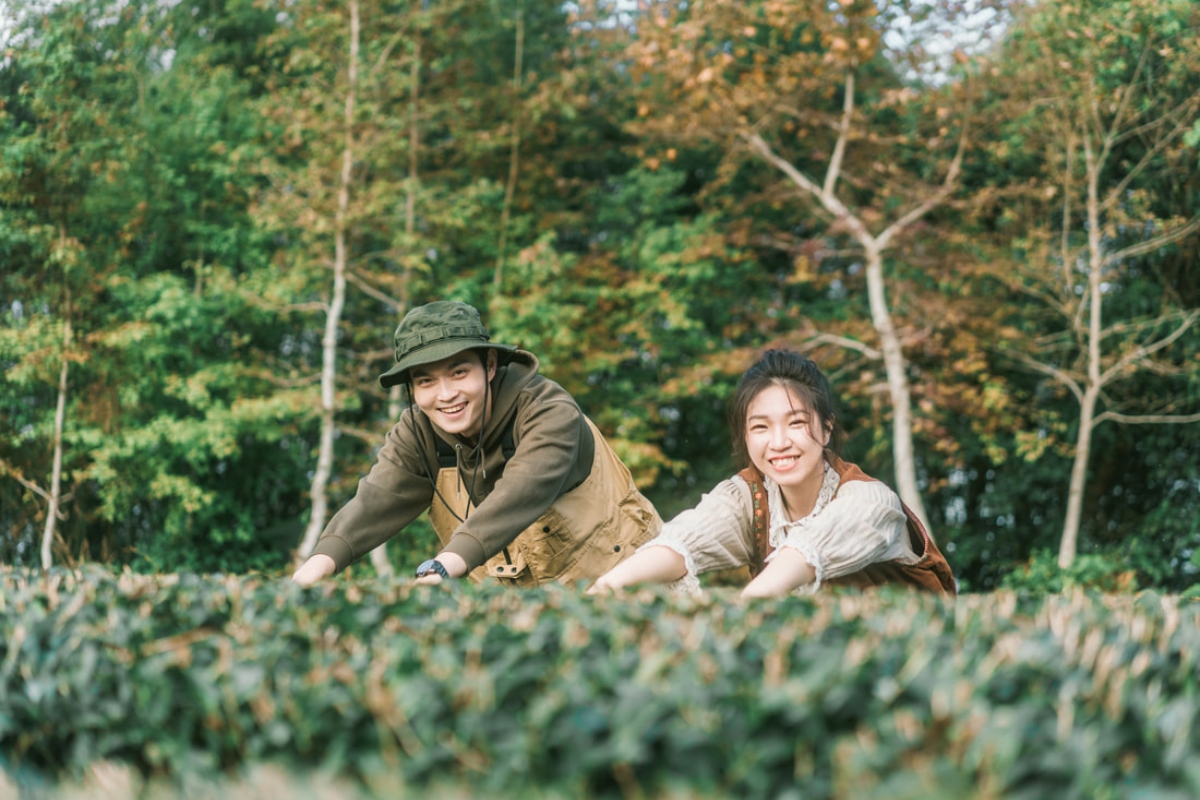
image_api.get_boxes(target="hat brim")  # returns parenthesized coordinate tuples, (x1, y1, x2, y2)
(379, 339, 518, 388)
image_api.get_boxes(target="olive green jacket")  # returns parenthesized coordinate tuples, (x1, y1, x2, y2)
(310, 352, 660, 583)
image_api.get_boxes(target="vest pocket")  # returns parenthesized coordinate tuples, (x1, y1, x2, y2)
(516, 507, 576, 580)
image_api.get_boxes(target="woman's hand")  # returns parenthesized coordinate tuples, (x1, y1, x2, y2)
(586, 573, 621, 595)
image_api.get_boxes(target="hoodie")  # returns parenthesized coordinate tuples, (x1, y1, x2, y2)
(310, 351, 598, 573)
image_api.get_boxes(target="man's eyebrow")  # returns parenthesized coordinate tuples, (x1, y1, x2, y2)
(412, 358, 473, 378)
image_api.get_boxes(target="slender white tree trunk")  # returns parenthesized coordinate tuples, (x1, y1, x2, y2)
(41, 287, 70, 570)
(298, 0, 358, 563)
(741, 66, 964, 537)
(863, 246, 929, 527)
(493, 7, 524, 296)
(387, 39, 421, 424)
(1059, 385, 1098, 568)
(1058, 145, 1106, 569)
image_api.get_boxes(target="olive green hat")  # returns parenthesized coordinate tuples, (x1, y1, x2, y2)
(379, 301, 517, 388)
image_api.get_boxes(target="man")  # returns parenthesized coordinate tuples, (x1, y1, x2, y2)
(292, 300, 661, 587)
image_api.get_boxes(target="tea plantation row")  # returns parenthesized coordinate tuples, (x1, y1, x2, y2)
(1, 567, 1198, 799)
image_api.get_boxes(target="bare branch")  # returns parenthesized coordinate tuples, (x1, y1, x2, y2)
(1105, 216, 1200, 265)
(1004, 268, 1080, 321)
(1060, 132, 1074, 288)
(370, 29, 409, 76)
(0, 462, 69, 521)
(0, 461, 51, 503)
(743, 132, 826, 202)
(1096, 45, 1149, 169)
(1003, 348, 1085, 403)
(823, 70, 854, 199)
(1093, 410, 1200, 426)
(742, 132, 873, 245)
(1109, 91, 1200, 148)
(258, 371, 323, 389)
(346, 270, 400, 311)
(875, 111, 967, 251)
(337, 423, 390, 444)
(1102, 98, 1200, 210)
(1101, 309, 1194, 340)
(237, 288, 327, 315)
(1099, 309, 1200, 385)
(802, 332, 882, 361)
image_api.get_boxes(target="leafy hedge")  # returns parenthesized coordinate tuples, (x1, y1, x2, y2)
(1, 567, 1198, 799)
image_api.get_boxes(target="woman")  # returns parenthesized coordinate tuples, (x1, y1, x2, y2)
(589, 349, 955, 598)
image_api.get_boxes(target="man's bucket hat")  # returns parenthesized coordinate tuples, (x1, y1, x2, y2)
(379, 301, 517, 388)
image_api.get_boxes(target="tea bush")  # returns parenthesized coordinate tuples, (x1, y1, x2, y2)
(1, 567, 1198, 799)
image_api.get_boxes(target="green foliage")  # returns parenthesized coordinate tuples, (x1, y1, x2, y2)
(1000, 549, 1138, 594)
(3, 569, 1200, 798)
(2, 0, 1199, 594)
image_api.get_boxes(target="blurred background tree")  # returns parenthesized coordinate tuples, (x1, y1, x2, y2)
(2, 0, 1198, 591)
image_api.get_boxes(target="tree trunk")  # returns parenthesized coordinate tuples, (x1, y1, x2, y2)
(492, 7, 524, 297)
(1058, 385, 1098, 568)
(41, 286, 70, 570)
(863, 246, 929, 528)
(1058, 139, 1106, 569)
(388, 38, 421, 424)
(298, 0, 358, 563)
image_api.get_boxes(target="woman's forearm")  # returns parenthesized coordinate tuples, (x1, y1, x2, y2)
(588, 545, 688, 593)
(741, 547, 816, 598)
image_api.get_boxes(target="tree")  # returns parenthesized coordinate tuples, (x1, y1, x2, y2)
(3, 0, 310, 572)
(981, 0, 1200, 568)
(289, 0, 360, 566)
(0, 0, 123, 567)
(618, 0, 994, 527)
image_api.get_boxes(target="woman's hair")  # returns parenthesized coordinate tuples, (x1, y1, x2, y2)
(728, 348, 844, 468)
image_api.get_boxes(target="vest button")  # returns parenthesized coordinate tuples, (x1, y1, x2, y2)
(542, 525, 551, 533)
(613, 545, 621, 552)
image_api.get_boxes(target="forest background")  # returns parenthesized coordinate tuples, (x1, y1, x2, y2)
(2, 0, 1198, 594)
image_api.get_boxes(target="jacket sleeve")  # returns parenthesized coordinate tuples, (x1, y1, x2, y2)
(309, 414, 435, 572)
(439, 397, 587, 571)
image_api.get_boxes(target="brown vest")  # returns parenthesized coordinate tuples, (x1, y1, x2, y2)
(739, 455, 956, 594)
(429, 418, 661, 586)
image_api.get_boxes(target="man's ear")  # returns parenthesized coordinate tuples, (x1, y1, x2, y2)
(487, 349, 498, 380)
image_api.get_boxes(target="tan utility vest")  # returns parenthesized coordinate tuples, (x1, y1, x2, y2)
(740, 455, 956, 594)
(428, 418, 662, 586)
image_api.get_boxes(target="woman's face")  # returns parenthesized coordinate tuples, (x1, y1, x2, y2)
(744, 384, 829, 496)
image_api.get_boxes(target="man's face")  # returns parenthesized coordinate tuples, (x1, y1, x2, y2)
(410, 350, 496, 439)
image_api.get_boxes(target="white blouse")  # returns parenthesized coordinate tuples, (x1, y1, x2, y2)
(641, 461, 917, 595)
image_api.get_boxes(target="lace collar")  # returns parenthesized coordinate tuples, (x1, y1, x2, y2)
(765, 460, 840, 546)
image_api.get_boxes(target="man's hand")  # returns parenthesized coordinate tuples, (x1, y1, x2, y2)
(292, 554, 336, 587)
(415, 551, 468, 585)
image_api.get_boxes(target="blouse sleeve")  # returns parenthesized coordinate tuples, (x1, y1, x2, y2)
(639, 476, 756, 587)
(775, 479, 913, 588)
